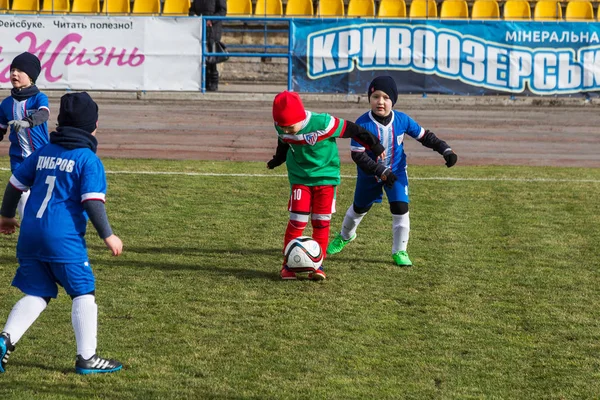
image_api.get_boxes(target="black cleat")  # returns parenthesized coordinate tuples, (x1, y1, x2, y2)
(75, 354, 123, 375)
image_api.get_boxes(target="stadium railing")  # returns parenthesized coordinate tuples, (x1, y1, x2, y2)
(202, 15, 293, 93)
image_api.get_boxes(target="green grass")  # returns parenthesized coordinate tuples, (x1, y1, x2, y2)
(1, 158, 600, 399)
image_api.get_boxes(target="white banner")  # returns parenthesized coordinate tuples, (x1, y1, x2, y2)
(0, 16, 203, 91)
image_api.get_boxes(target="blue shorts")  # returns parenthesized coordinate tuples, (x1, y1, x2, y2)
(353, 168, 409, 208)
(12, 259, 96, 298)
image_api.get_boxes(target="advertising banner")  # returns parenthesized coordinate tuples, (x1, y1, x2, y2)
(0, 15, 202, 91)
(292, 19, 600, 96)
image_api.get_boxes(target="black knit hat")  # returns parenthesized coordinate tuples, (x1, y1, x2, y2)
(368, 76, 398, 106)
(10, 52, 41, 83)
(57, 92, 99, 133)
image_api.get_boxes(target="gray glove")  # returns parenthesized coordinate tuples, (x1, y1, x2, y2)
(8, 120, 31, 134)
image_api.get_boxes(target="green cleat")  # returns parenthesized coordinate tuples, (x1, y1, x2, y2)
(327, 233, 356, 255)
(392, 251, 412, 266)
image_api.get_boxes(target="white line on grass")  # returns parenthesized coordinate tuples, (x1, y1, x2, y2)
(102, 170, 600, 183)
(2, 168, 599, 183)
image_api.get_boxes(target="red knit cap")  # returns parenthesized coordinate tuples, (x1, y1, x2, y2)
(272, 91, 306, 126)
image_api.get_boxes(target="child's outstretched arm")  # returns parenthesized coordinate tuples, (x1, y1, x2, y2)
(267, 140, 289, 169)
(24, 107, 49, 127)
(351, 151, 397, 188)
(340, 121, 384, 157)
(83, 200, 123, 256)
(417, 129, 458, 168)
(8, 108, 49, 134)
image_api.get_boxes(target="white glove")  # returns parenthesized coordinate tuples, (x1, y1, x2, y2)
(8, 120, 30, 133)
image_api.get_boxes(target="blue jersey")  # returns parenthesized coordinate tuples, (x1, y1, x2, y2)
(0, 92, 50, 170)
(9, 143, 107, 263)
(351, 110, 425, 178)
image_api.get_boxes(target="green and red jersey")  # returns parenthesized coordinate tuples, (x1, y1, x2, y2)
(274, 112, 346, 186)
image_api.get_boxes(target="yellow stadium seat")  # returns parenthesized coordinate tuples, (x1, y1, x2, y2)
(471, 0, 500, 19)
(503, 0, 531, 19)
(347, 0, 375, 16)
(534, 0, 562, 20)
(317, 0, 345, 16)
(285, 0, 312, 15)
(227, 0, 252, 15)
(40, 0, 70, 13)
(565, 0, 593, 20)
(71, 0, 99, 12)
(10, 0, 39, 13)
(378, 0, 407, 17)
(440, 0, 468, 18)
(0, 0, 7, 12)
(102, 0, 130, 13)
(409, 0, 437, 17)
(254, 0, 282, 15)
(132, 0, 160, 14)
(162, 0, 189, 15)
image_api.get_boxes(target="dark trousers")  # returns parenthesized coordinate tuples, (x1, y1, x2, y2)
(206, 62, 219, 92)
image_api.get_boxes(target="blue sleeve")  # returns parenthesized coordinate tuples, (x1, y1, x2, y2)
(12, 151, 39, 187)
(80, 156, 107, 202)
(351, 113, 371, 150)
(401, 112, 424, 139)
(36, 93, 50, 110)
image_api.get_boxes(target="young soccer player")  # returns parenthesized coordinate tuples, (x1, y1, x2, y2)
(267, 90, 386, 280)
(327, 76, 458, 266)
(0, 52, 50, 218)
(0, 92, 124, 375)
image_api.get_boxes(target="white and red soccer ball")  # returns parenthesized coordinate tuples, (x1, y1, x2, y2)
(284, 236, 323, 273)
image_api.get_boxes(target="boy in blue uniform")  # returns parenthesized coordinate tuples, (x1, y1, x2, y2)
(0, 92, 124, 375)
(0, 52, 50, 218)
(327, 76, 458, 266)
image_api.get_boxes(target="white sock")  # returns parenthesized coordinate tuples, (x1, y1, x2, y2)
(340, 206, 367, 240)
(2, 295, 47, 344)
(392, 212, 410, 254)
(72, 295, 97, 360)
(16, 190, 30, 220)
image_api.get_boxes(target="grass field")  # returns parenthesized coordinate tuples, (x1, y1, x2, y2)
(1, 158, 600, 399)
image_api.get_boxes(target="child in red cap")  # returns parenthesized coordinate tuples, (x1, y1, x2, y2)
(268, 90, 385, 280)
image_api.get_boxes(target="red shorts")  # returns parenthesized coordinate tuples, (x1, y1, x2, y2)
(287, 184, 336, 215)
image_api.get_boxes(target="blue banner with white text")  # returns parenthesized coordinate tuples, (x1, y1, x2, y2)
(291, 19, 600, 96)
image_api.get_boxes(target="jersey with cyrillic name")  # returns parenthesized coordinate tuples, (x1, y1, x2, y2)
(275, 111, 347, 186)
(0, 92, 50, 169)
(10, 143, 107, 262)
(352, 110, 424, 178)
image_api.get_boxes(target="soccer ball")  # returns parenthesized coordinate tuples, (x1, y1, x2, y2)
(284, 236, 323, 273)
